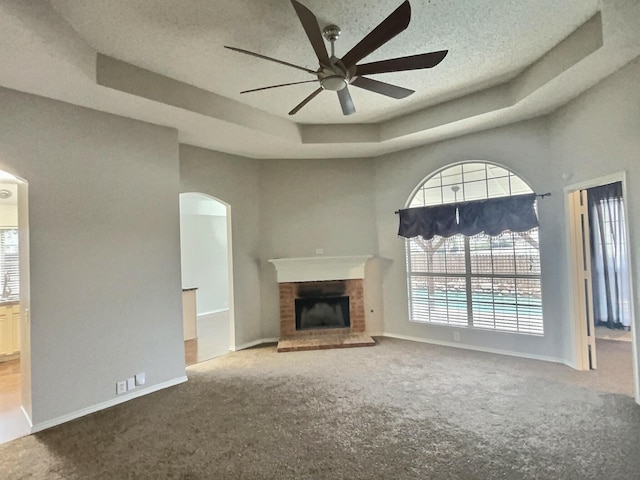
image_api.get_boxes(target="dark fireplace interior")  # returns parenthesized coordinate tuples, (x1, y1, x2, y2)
(295, 296, 350, 330)
(294, 280, 351, 331)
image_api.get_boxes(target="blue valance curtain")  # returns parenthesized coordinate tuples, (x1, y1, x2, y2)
(398, 193, 539, 240)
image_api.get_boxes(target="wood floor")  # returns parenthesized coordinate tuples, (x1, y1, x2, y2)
(0, 359, 20, 413)
(0, 358, 30, 445)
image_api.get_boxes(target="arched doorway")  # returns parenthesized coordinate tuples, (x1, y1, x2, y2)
(179, 193, 235, 365)
(0, 169, 30, 444)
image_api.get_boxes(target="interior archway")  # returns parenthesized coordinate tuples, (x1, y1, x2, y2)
(179, 193, 235, 365)
(0, 169, 30, 444)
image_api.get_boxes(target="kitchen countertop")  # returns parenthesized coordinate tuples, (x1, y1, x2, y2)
(0, 299, 19, 306)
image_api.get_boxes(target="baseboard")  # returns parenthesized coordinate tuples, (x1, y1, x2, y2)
(30, 376, 188, 434)
(21, 405, 33, 428)
(230, 337, 280, 351)
(197, 309, 229, 319)
(382, 332, 565, 364)
(213, 332, 568, 364)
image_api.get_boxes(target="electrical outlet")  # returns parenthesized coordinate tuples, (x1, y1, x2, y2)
(315, 248, 324, 255)
(127, 377, 135, 391)
(135, 372, 146, 386)
(116, 380, 127, 395)
(453, 331, 461, 342)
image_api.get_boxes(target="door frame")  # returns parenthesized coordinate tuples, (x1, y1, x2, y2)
(16, 175, 31, 424)
(565, 171, 639, 402)
(567, 188, 596, 370)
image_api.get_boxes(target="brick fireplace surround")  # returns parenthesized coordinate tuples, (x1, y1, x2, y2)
(269, 256, 376, 352)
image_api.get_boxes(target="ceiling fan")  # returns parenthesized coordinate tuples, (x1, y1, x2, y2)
(224, 0, 448, 116)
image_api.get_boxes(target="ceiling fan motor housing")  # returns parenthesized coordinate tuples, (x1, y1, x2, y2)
(317, 58, 353, 91)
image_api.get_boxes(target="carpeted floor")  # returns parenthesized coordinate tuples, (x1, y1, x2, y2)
(1, 337, 639, 479)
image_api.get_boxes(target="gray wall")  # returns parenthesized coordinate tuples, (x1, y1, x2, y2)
(179, 145, 262, 347)
(179, 154, 384, 341)
(2, 53, 638, 429)
(548, 56, 640, 371)
(0, 87, 185, 425)
(373, 118, 567, 360)
(374, 56, 640, 364)
(176, 56, 640, 365)
(257, 158, 381, 338)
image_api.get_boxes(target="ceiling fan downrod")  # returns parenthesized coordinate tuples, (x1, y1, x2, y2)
(319, 24, 350, 92)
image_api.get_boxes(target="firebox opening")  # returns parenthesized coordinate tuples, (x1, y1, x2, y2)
(295, 296, 350, 331)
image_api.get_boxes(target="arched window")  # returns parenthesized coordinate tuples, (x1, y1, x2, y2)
(405, 162, 543, 335)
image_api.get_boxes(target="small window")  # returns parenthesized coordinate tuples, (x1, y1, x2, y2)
(406, 162, 543, 335)
(0, 228, 19, 300)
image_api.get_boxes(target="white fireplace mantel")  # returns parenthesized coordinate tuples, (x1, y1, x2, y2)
(269, 255, 372, 283)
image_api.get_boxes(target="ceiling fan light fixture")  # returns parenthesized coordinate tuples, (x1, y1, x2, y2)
(320, 75, 347, 91)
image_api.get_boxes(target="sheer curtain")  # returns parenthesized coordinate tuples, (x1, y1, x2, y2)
(587, 182, 631, 329)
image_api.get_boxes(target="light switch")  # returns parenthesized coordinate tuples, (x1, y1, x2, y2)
(135, 372, 146, 386)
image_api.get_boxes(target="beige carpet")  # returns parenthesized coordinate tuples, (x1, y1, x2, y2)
(1, 337, 639, 479)
(595, 325, 632, 342)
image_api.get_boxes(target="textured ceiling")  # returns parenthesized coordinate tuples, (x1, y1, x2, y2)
(48, 0, 599, 123)
(0, 0, 638, 159)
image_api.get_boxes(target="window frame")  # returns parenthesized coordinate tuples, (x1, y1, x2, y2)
(0, 227, 19, 301)
(405, 162, 543, 335)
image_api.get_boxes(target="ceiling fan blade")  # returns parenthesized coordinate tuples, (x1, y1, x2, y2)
(337, 87, 356, 115)
(289, 87, 324, 115)
(351, 76, 414, 99)
(290, 0, 331, 68)
(357, 50, 448, 75)
(241, 80, 318, 94)
(341, 1, 411, 69)
(224, 46, 316, 74)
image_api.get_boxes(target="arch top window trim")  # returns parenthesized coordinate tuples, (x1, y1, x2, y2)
(408, 162, 535, 208)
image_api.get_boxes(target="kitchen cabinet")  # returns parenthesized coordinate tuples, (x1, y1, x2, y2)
(0, 302, 20, 360)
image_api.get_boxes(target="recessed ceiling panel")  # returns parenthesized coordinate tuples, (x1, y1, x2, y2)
(49, 0, 599, 123)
